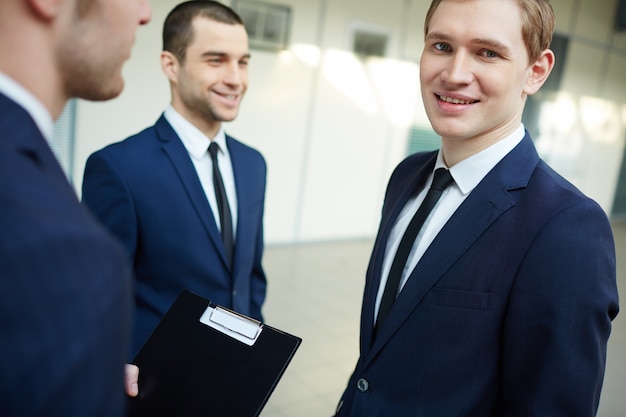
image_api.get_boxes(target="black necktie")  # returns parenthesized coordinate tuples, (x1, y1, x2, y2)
(208, 142, 233, 267)
(376, 168, 454, 332)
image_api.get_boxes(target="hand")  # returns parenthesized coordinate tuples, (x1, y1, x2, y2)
(125, 364, 139, 397)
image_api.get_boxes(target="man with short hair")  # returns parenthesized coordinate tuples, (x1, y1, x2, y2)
(335, 1, 619, 416)
(0, 0, 151, 415)
(82, 0, 267, 364)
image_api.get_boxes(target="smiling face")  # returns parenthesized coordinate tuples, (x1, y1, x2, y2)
(163, 16, 249, 138)
(419, 0, 553, 164)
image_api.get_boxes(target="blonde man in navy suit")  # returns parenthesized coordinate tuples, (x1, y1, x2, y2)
(0, 0, 151, 415)
(82, 0, 267, 367)
(335, 1, 619, 416)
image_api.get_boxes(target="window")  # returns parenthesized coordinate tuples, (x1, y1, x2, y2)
(407, 126, 440, 155)
(233, 0, 291, 51)
(353, 30, 388, 57)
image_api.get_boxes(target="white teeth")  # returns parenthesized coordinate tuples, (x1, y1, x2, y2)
(439, 95, 473, 105)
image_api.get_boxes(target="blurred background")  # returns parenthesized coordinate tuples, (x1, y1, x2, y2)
(50, 0, 626, 415)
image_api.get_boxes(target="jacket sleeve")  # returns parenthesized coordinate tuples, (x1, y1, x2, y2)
(501, 199, 619, 416)
(249, 157, 268, 322)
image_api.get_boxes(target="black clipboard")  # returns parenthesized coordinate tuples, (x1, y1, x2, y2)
(127, 290, 302, 417)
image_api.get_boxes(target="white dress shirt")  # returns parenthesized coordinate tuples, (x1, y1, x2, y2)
(374, 124, 526, 321)
(164, 105, 238, 237)
(0, 72, 54, 141)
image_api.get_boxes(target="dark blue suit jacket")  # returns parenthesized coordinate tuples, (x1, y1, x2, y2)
(82, 115, 267, 358)
(0, 94, 132, 416)
(337, 133, 619, 416)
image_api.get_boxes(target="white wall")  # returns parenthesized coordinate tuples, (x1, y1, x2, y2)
(538, 0, 626, 213)
(71, 0, 626, 245)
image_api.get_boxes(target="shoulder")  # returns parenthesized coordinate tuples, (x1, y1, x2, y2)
(386, 151, 437, 193)
(226, 134, 267, 169)
(86, 121, 164, 171)
(527, 160, 605, 218)
(99, 124, 159, 153)
(499, 159, 612, 260)
(392, 151, 437, 178)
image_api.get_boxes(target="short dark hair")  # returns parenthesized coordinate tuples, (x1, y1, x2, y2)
(163, 0, 244, 63)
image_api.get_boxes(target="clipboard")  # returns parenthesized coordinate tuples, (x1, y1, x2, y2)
(127, 290, 302, 417)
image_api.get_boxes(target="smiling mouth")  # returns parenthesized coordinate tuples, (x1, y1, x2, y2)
(214, 91, 239, 100)
(438, 95, 477, 105)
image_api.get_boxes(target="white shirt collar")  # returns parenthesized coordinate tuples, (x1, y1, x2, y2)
(164, 104, 227, 159)
(437, 124, 525, 195)
(0, 72, 54, 141)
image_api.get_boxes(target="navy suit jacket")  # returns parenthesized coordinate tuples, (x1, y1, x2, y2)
(0, 94, 132, 416)
(82, 115, 267, 357)
(336, 133, 619, 417)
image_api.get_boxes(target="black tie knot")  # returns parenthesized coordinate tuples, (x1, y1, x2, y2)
(208, 142, 220, 160)
(431, 168, 453, 191)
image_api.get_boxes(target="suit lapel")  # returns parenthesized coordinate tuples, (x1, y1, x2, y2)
(364, 135, 540, 361)
(228, 136, 245, 276)
(0, 94, 74, 198)
(369, 174, 515, 355)
(228, 135, 259, 278)
(360, 157, 436, 345)
(156, 116, 230, 268)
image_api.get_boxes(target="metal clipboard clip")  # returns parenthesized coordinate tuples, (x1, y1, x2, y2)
(199, 305, 263, 346)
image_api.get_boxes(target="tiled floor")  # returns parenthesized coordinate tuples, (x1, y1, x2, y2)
(260, 239, 367, 417)
(259, 220, 626, 417)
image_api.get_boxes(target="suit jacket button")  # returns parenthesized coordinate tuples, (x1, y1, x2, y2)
(357, 378, 369, 392)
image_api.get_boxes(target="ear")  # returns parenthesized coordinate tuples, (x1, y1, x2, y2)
(26, 0, 62, 20)
(524, 49, 555, 96)
(160, 51, 180, 83)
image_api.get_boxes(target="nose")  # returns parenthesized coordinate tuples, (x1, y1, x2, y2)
(224, 62, 244, 86)
(138, 0, 152, 26)
(441, 50, 474, 85)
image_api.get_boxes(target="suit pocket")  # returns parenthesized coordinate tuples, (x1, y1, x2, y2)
(423, 288, 489, 310)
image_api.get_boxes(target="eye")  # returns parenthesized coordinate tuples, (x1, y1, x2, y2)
(434, 42, 451, 52)
(481, 49, 499, 59)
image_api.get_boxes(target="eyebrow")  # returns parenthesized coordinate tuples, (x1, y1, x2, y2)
(200, 51, 251, 60)
(426, 31, 511, 56)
